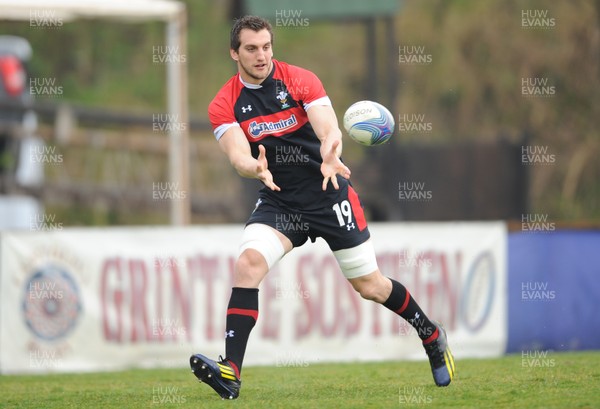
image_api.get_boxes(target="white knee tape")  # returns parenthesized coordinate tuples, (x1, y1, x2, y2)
(333, 239, 379, 279)
(239, 223, 285, 270)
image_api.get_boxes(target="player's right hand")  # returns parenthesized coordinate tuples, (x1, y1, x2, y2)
(256, 145, 280, 191)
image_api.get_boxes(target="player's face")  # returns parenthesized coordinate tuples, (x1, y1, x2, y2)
(231, 28, 273, 85)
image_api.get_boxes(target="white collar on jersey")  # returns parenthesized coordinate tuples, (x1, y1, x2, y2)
(239, 75, 262, 89)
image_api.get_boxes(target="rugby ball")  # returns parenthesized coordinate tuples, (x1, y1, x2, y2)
(343, 100, 395, 146)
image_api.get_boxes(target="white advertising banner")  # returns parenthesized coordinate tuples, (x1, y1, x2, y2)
(0, 222, 506, 374)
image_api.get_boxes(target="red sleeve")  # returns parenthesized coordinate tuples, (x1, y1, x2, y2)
(283, 63, 327, 105)
(208, 77, 238, 130)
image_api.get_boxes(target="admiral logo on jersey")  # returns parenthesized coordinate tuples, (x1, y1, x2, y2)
(248, 114, 298, 139)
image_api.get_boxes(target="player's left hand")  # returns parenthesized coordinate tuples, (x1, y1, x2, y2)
(321, 139, 351, 191)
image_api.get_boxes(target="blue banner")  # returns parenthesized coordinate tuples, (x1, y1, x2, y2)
(507, 230, 600, 353)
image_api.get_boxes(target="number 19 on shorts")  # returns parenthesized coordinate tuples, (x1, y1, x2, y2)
(332, 200, 356, 231)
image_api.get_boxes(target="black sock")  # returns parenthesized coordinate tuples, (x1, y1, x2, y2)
(382, 278, 438, 344)
(224, 287, 259, 378)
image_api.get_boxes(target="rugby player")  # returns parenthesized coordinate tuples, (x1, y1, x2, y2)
(190, 16, 455, 400)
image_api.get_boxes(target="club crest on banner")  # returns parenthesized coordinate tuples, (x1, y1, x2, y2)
(22, 264, 82, 341)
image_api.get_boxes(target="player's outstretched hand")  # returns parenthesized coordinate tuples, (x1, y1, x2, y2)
(321, 139, 351, 191)
(257, 145, 280, 191)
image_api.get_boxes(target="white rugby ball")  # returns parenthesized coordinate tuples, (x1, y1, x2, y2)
(343, 100, 395, 146)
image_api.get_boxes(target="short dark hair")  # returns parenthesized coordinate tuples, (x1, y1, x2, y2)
(230, 15, 273, 51)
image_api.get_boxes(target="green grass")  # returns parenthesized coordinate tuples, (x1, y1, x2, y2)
(1, 352, 598, 409)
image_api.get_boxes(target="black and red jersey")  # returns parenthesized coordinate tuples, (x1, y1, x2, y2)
(208, 59, 348, 210)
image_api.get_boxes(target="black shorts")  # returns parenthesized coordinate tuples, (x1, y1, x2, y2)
(246, 184, 371, 251)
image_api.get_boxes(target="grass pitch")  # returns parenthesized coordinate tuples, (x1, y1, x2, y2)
(1, 351, 598, 409)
